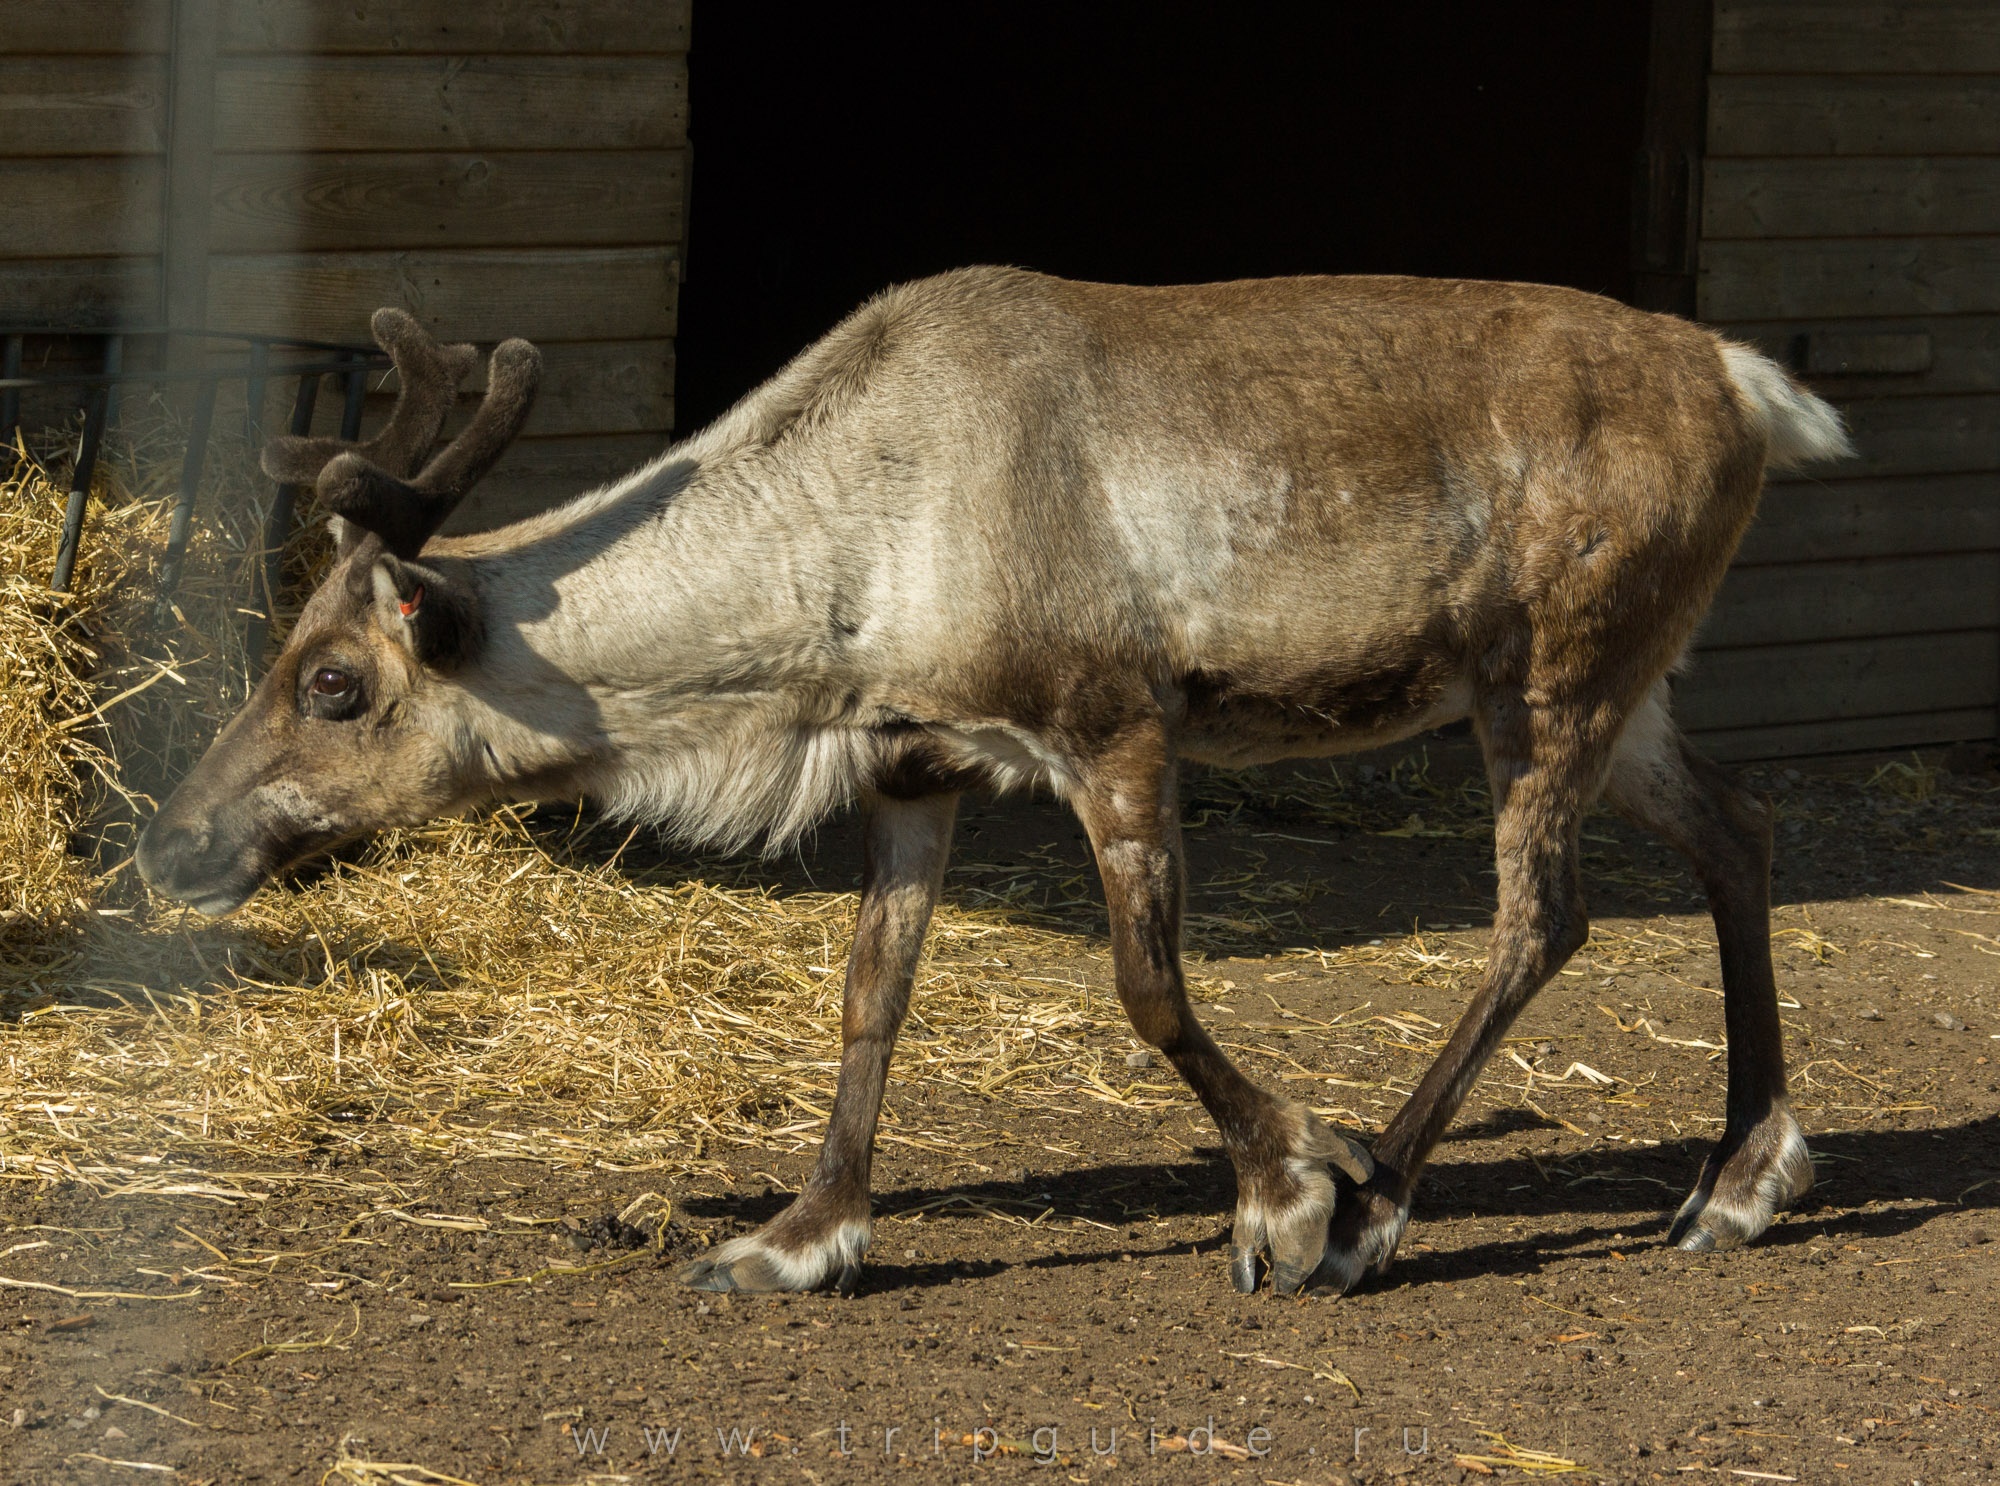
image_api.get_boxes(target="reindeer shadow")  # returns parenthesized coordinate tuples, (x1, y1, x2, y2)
(672, 1115, 2000, 1292)
(520, 733, 2000, 977)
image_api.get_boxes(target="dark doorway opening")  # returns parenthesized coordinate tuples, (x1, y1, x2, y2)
(674, 2, 1651, 433)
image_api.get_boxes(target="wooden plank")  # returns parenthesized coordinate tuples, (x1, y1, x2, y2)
(1737, 472, 2000, 565)
(1715, 317, 2000, 399)
(1713, 2, 2000, 74)
(1674, 630, 1997, 733)
(1692, 708, 1992, 762)
(304, 340, 674, 441)
(0, 257, 160, 325)
(1705, 158, 2000, 240)
(162, 0, 220, 335)
(1708, 75, 2000, 158)
(1831, 394, 2000, 479)
(6, 1, 171, 53)
(208, 150, 684, 253)
(0, 57, 166, 155)
(203, 247, 680, 343)
(1700, 238, 2000, 320)
(1702, 553, 2000, 649)
(220, 0, 689, 55)
(213, 56, 686, 153)
(447, 434, 669, 533)
(0, 159, 161, 259)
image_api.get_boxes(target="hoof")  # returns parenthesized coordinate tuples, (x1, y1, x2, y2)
(1227, 1243, 1260, 1294)
(1229, 1110, 1378, 1294)
(1669, 1110, 1813, 1253)
(1306, 1177, 1410, 1295)
(677, 1219, 870, 1295)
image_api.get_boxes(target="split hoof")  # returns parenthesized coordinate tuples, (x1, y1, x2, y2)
(677, 1218, 870, 1295)
(1306, 1177, 1410, 1295)
(1669, 1110, 1813, 1253)
(1229, 1113, 1384, 1294)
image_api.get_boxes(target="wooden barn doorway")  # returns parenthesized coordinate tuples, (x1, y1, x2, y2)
(673, 2, 1653, 431)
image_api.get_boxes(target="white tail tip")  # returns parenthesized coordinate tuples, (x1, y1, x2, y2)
(1718, 341, 1855, 473)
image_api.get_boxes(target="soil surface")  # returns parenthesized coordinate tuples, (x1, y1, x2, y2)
(7, 740, 2000, 1484)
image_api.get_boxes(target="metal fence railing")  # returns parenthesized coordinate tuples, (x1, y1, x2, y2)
(1, 325, 389, 659)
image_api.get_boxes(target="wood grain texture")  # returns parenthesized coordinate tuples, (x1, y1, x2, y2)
(1708, 75, 2000, 158)
(0, 159, 161, 259)
(1700, 237, 2000, 320)
(448, 433, 669, 532)
(0, 257, 160, 325)
(1738, 472, 2000, 565)
(1675, 630, 1997, 733)
(1702, 552, 2000, 649)
(1833, 393, 2000, 479)
(1716, 316, 2000, 399)
(303, 340, 674, 441)
(1714, 2, 2000, 74)
(1691, 707, 1993, 761)
(1705, 157, 2000, 239)
(213, 56, 686, 152)
(6, 1, 171, 54)
(163, 0, 220, 336)
(0, 57, 166, 155)
(203, 247, 679, 342)
(207, 150, 684, 253)
(220, 0, 690, 56)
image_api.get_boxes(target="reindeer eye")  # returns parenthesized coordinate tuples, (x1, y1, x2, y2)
(311, 668, 352, 696)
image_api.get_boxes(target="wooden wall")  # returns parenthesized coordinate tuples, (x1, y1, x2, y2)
(1687, 1, 2000, 758)
(0, 0, 688, 517)
(0, 3, 168, 328)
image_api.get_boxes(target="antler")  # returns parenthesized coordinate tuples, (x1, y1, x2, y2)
(313, 337, 541, 560)
(260, 308, 479, 486)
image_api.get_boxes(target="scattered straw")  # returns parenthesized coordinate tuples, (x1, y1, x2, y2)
(324, 1440, 482, 1486)
(225, 1302, 360, 1368)
(1454, 1430, 1591, 1475)
(62, 1455, 178, 1475)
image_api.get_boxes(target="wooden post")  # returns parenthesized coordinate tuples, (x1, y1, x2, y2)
(1631, 0, 1713, 319)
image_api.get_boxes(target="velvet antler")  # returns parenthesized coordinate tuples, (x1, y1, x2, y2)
(312, 338, 542, 560)
(260, 308, 478, 487)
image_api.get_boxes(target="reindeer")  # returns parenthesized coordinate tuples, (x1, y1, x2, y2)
(137, 269, 1851, 1296)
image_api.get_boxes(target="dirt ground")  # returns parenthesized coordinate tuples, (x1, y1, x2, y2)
(5, 738, 1999, 1484)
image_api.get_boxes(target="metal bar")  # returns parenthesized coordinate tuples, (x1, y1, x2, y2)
(50, 334, 123, 593)
(243, 339, 269, 446)
(339, 352, 368, 441)
(0, 325, 384, 355)
(245, 371, 319, 664)
(152, 374, 219, 615)
(0, 334, 20, 448)
(0, 354, 386, 392)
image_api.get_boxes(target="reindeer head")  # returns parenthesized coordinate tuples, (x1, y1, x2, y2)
(135, 310, 541, 914)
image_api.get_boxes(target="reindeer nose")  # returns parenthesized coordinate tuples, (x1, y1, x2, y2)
(134, 818, 210, 894)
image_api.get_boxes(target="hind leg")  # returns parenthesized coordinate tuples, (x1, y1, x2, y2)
(1603, 684, 1812, 1251)
(1312, 690, 1608, 1292)
(1074, 725, 1373, 1294)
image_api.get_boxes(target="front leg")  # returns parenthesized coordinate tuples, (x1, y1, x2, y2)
(1075, 726, 1372, 1295)
(680, 791, 956, 1295)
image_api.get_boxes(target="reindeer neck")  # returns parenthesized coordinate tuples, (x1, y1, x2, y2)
(438, 444, 880, 838)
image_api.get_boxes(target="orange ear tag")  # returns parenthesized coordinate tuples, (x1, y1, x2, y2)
(399, 585, 424, 618)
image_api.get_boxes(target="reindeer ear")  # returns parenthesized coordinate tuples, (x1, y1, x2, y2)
(367, 553, 483, 672)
